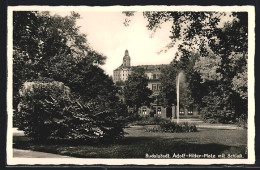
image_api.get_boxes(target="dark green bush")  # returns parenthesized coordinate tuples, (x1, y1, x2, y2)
(235, 114, 247, 129)
(16, 80, 128, 142)
(201, 108, 237, 124)
(131, 116, 170, 126)
(145, 122, 197, 133)
(17, 80, 90, 141)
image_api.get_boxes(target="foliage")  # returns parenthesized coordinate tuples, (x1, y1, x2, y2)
(131, 116, 170, 126)
(13, 11, 131, 142)
(193, 51, 222, 82)
(122, 11, 136, 27)
(124, 11, 248, 123)
(130, 116, 197, 133)
(235, 114, 248, 129)
(232, 68, 247, 100)
(158, 65, 177, 107)
(17, 80, 86, 141)
(159, 53, 199, 108)
(17, 80, 129, 142)
(13, 11, 106, 110)
(144, 122, 197, 133)
(123, 67, 153, 112)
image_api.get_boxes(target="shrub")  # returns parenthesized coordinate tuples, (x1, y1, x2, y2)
(16, 80, 128, 142)
(235, 114, 247, 129)
(131, 116, 170, 126)
(201, 108, 237, 124)
(17, 80, 88, 141)
(145, 122, 197, 133)
(144, 125, 162, 132)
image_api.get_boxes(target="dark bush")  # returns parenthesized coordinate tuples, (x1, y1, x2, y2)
(16, 80, 128, 142)
(235, 114, 247, 129)
(17, 80, 89, 141)
(201, 108, 237, 124)
(131, 116, 170, 126)
(145, 122, 197, 133)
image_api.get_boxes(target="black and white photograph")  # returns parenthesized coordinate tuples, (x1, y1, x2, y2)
(7, 5, 255, 165)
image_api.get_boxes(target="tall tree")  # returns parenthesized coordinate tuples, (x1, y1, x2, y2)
(13, 11, 130, 140)
(13, 11, 105, 107)
(159, 53, 199, 108)
(123, 67, 153, 112)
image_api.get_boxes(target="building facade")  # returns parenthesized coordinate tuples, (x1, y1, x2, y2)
(113, 50, 199, 119)
(113, 50, 132, 82)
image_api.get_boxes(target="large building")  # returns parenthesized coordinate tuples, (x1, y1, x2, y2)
(113, 50, 167, 93)
(113, 50, 132, 82)
(113, 50, 199, 119)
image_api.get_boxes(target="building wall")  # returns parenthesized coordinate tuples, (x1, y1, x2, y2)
(172, 106, 200, 118)
(146, 72, 152, 79)
(121, 68, 131, 81)
(139, 105, 200, 119)
(113, 70, 121, 82)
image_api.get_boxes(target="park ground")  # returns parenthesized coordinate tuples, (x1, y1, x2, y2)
(13, 125, 247, 158)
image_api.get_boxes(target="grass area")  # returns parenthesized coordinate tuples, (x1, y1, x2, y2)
(13, 126, 247, 158)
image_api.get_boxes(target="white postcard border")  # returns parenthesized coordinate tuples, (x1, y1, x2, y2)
(7, 5, 255, 165)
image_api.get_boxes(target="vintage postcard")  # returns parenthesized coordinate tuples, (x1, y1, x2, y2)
(7, 5, 255, 165)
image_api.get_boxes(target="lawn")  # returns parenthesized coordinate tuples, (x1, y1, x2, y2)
(13, 126, 247, 158)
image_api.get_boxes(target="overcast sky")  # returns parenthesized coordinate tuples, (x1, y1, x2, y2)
(52, 9, 238, 76)
(53, 11, 176, 76)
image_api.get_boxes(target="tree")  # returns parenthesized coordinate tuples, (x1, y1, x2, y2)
(124, 11, 248, 122)
(123, 67, 153, 112)
(159, 64, 177, 107)
(13, 11, 130, 141)
(13, 11, 106, 108)
(159, 53, 199, 109)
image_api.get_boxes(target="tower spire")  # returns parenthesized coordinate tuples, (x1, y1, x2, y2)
(125, 49, 129, 56)
(123, 49, 131, 67)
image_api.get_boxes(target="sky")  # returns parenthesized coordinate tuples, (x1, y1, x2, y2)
(53, 11, 176, 76)
(52, 10, 237, 76)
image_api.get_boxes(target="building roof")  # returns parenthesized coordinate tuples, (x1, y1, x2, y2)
(114, 64, 131, 71)
(132, 64, 168, 71)
(114, 64, 169, 72)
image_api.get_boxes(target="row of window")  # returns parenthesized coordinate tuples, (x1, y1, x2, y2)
(114, 73, 129, 81)
(146, 74, 160, 80)
(142, 108, 194, 115)
(142, 108, 161, 115)
(180, 108, 193, 115)
(151, 74, 159, 79)
(114, 72, 160, 81)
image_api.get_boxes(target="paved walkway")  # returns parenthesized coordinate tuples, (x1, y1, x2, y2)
(196, 124, 242, 129)
(13, 149, 74, 158)
(13, 128, 25, 136)
(13, 128, 74, 158)
(171, 119, 243, 130)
